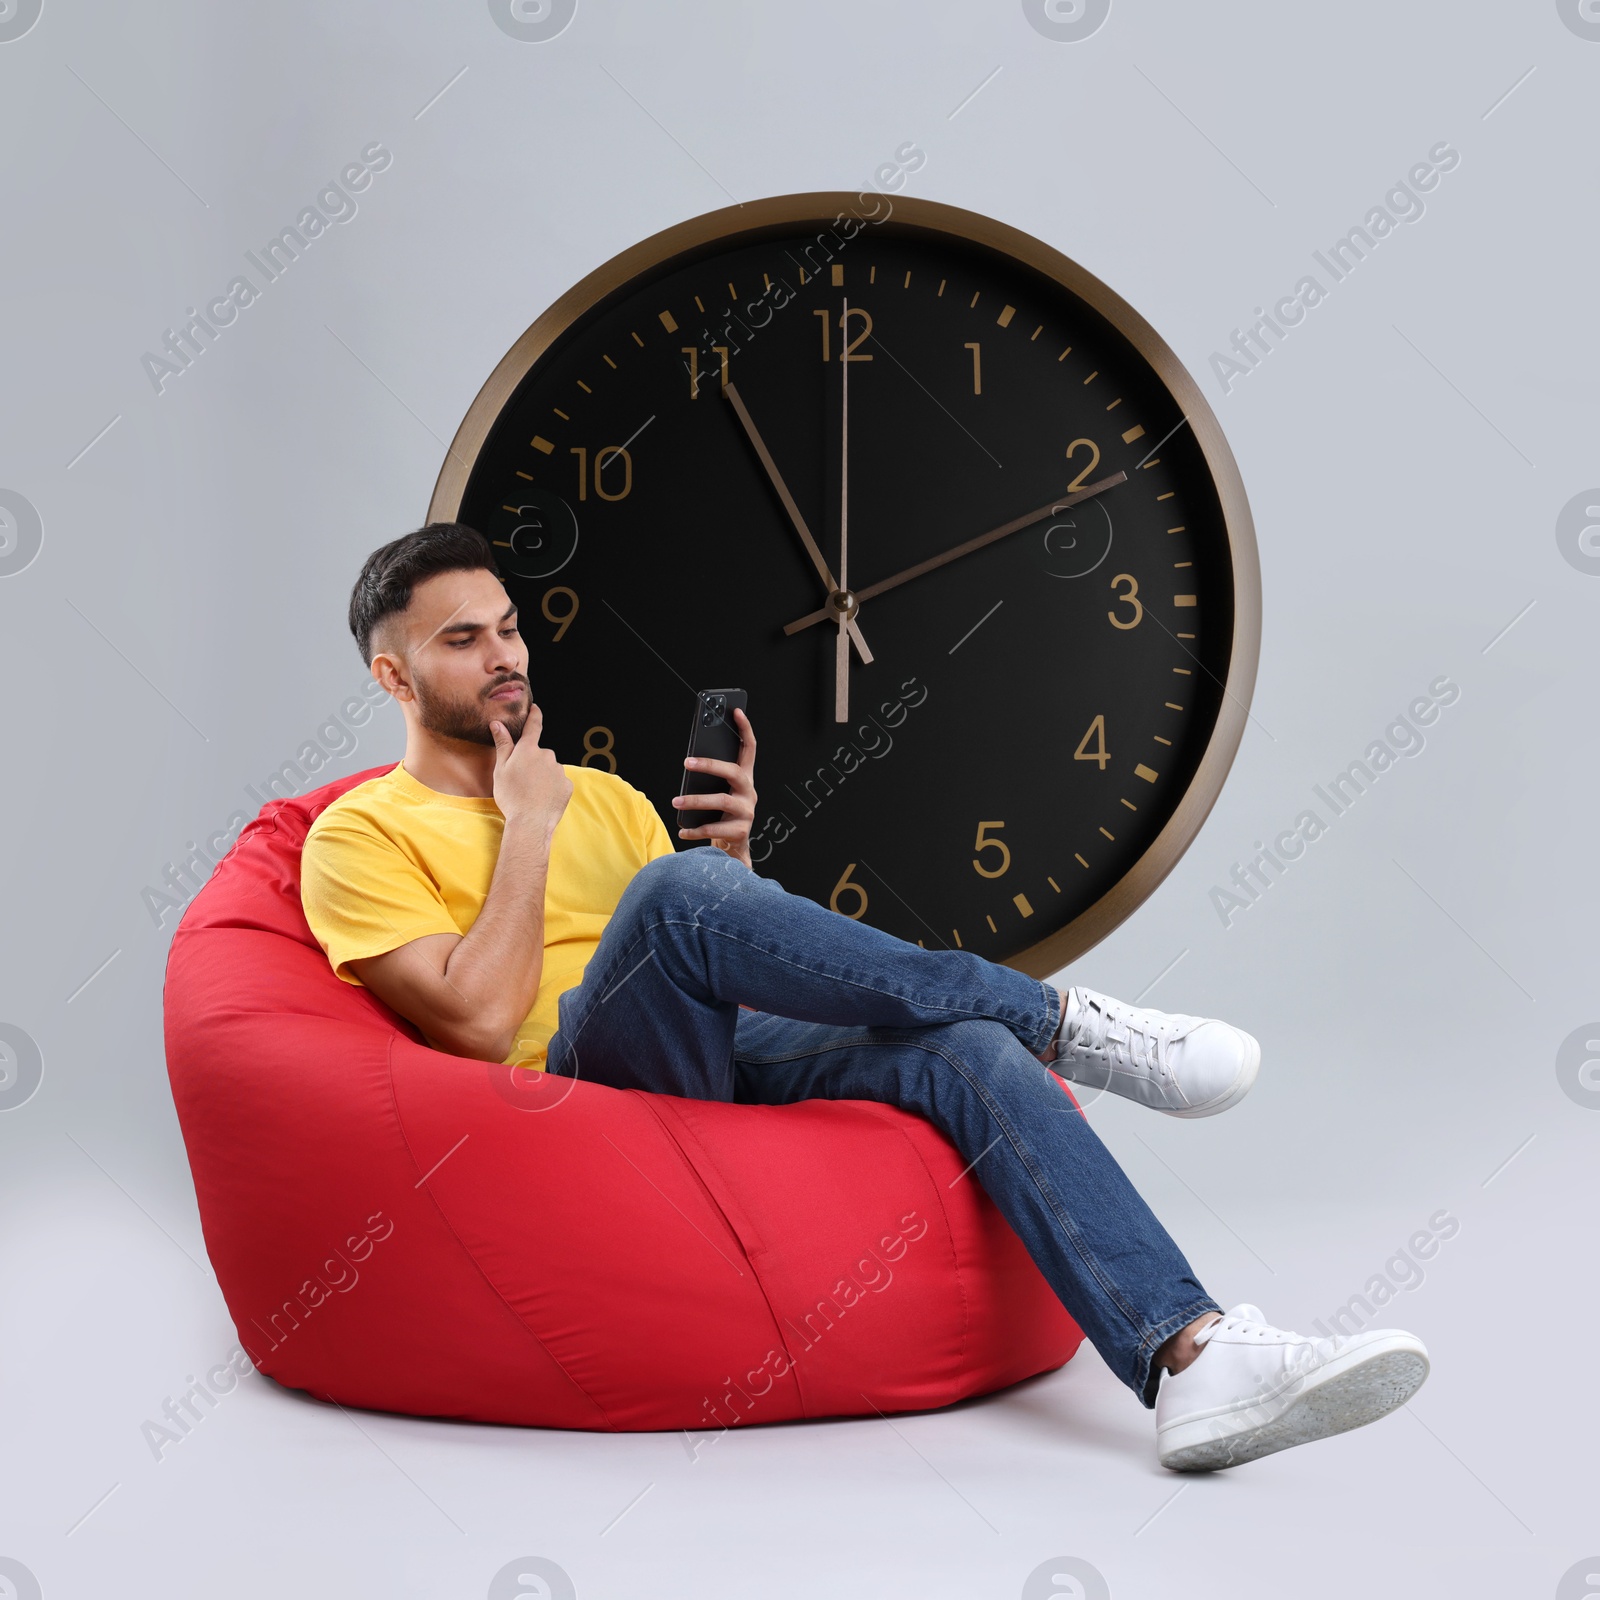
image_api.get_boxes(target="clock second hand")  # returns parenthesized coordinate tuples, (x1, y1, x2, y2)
(836, 296, 851, 723)
(782, 470, 1130, 636)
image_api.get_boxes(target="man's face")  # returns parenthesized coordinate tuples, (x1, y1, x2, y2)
(389, 568, 531, 748)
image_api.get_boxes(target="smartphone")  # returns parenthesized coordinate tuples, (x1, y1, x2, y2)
(677, 688, 747, 839)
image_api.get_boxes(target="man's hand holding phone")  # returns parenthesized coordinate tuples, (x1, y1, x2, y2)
(673, 705, 759, 868)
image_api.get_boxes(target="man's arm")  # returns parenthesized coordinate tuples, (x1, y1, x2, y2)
(348, 707, 572, 1063)
(347, 811, 557, 1061)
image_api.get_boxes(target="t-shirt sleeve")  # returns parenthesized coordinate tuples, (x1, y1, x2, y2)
(300, 816, 461, 985)
(634, 788, 676, 866)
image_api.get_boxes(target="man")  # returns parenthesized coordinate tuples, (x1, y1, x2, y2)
(301, 523, 1429, 1472)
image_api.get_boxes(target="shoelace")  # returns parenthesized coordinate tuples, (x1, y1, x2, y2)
(1195, 1310, 1322, 1380)
(1068, 994, 1171, 1083)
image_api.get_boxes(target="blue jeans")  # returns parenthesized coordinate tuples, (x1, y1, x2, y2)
(547, 848, 1220, 1405)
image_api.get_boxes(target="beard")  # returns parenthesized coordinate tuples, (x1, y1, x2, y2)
(413, 670, 529, 747)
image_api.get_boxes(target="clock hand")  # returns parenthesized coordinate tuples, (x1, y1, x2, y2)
(781, 470, 1129, 636)
(835, 297, 851, 723)
(723, 381, 874, 666)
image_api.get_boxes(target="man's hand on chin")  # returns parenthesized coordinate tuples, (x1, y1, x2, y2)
(672, 705, 758, 871)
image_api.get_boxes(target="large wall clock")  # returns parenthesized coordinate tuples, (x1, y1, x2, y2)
(428, 193, 1260, 979)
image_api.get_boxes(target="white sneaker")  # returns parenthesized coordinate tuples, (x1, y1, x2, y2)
(1155, 1303, 1430, 1472)
(1051, 986, 1259, 1117)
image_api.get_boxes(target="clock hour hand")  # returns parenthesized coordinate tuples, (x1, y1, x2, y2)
(724, 381, 873, 665)
(781, 471, 1129, 635)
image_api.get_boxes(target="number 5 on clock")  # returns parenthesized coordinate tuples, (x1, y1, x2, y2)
(972, 821, 1011, 879)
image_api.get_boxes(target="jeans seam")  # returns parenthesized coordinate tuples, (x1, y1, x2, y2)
(648, 912, 1047, 1046)
(550, 929, 658, 1071)
(920, 1036, 1154, 1349)
(1032, 978, 1061, 1057)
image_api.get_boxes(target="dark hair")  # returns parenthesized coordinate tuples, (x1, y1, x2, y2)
(347, 522, 501, 665)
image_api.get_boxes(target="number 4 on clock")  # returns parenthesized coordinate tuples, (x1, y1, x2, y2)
(1075, 714, 1110, 770)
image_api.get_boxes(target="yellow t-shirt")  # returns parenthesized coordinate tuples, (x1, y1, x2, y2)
(300, 760, 675, 1069)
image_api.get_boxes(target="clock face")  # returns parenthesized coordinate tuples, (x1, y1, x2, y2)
(431, 194, 1258, 976)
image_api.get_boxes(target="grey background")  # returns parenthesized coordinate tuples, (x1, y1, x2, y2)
(2, 2, 1595, 1596)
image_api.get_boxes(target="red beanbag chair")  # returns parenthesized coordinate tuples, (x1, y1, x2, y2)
(162, 764, 1084, 1430)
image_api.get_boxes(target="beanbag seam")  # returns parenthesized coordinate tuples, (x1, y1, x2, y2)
(636, 1093, 810, 1414)
(853, 1101, 972, 1375)
(382, 1034, 617, 1430)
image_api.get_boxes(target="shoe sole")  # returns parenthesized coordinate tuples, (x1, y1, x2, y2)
(1165, 1027, 1261, 1119)
(1157, 1336, 1429, 1471)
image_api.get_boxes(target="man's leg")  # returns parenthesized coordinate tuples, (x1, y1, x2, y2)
(546, 849, 1430, 1463)
(545, 848, 1210, 1402)
(729, 1008, 1220, 1406)
(546, 848, 1058, 1099)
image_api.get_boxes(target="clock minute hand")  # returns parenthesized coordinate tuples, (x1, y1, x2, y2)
(724, 381, 873, 665)
(781, 471, 1130, 636)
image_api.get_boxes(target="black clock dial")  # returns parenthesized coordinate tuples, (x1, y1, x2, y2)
(438, 197, 1258, 976)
